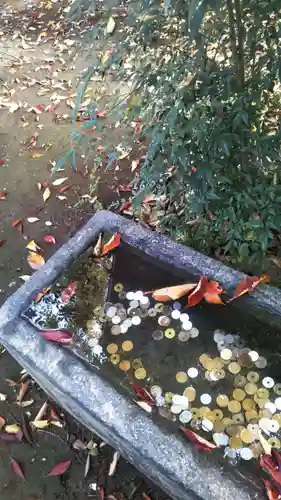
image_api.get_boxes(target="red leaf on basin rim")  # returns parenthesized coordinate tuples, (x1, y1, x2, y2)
(38, 330, 73, 344)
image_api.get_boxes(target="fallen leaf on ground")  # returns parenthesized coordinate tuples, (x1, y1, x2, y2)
(20, 275, 30, 282)
(50, 407, 60, 422)
(5, 424, 21, 434)
(93, 233, 103, 257)
(101, 233, 121, 256)
(11, 459, 25, 480)
(0, 416, 5, 428)
(0, 240, 6, 247)
(31, 420, 49, 429)
(0, 191, 7, 200)
(56, 184, 73, 193)
(38, 329, 73, 344)
(44, 235, 56, 244)
(27, 251, 45, 270)
(263, 479, 280, 500)
(47, 459, 72, 477)
(142, 494, 152, 500)
(228, 274, 270, 302)
(52, 177, 69, 186)
(12, 219, 23, 233)
(204, 292, 224, 304)
(31, 152, 44, 159)
(106, 16, 116, 34)
(131, 159, 140, 172)
(119, 200, 132, 213)
(27, 217, 40, 223)
(0, 393, 7, 401)
(35, 287, 51, 303)
(26, 240, 42, 252)
(43, 186, 51, 202)
(5, 379, 17, 387)
(84, 453, 90, 478)
(16, 380, 29, 403)
(108, 451, 120, 476)
(181, 428, 218, 451)
(148, 283, 197, 302)
(61, 282, 77, 303)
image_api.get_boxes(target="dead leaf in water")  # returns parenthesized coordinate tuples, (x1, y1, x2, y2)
(44, 235, 56, 244)
(35, 287, 51, 303)
(72, 439, 87, 451)
(228, 274, 269, 303)
(263, 479, 280, 500)
(47, 459, 72, 477)
(12, 219, 23, 233)
(31, 420, 49, 429)
(181, 427, 218, 451)
(27, 251, 45, 270)
(5, 424, 21, 434)
(61, 282, 77, 303)
(148, 283, 197, 301)
(11, 459, 25, 480)
(105, 16, 116, 34)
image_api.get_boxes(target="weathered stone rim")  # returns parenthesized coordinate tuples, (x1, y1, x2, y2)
(0, 210, 274, 500)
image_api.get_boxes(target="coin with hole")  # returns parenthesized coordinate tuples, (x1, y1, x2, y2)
(255, 356, 267, 369)
(114, 283, 124, 292)
(187, 367, 198, 378)
(148, 308, 157, 317)
(154, 303, 164, 312)
(165, 328, 176, 339)
(132, 359, 142, 369)
(273, 383, 281, 396)
(268, 437, 281, 449)
(216, 394, 229, 407)
(262, 377, 275, 389)
(158, 315, 171, 327)
(110, 354, 120, 364)
(234, 375, 247, 387)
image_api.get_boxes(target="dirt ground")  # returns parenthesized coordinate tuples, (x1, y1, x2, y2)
(0, 2, 167, 499)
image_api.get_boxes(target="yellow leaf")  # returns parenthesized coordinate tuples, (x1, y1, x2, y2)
(31, 419, 49, 429)
(149, 283, 197, 301)
(5, 424, 21, 434)
(105, 16, 115, 35)
(26, 240, 42, 252)
(31, 153, 43, 159)
(27, 251, 45, 270)
(43, 186, 51, 202)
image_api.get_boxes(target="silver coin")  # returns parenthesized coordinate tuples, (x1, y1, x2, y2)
(179, 410, 192, 423)
(106, 306, 117, 318)
(178, 331, 190, 342)
(182, 321, 193, 331)
(152, 330, 163, 340)
(214, 332, 225, 343)
(171, 309, 181, 320)
(255, 356, 267, 369)
(158, 315, 171, 327)
(134, 291, 144, 301)
(150, 385, 163, 398)
(118, 291, 126, 300)
(173, 301, 182, 310)
(126, 292, 135, 300)
(190, 327, 199, 338)
(132, 316, 141, 326)
(162, 306, 172, 316)
(180, 313, 189, 323)
(148, 308, 157, 317)
(112, 315, 121, 325)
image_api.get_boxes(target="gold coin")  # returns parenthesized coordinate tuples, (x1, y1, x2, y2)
(245, 409, 259, 422)
(122, 340, 134, 352)
(119, 360, 131, 372)
(199, 353, 210, 365)
(232, 413, 245, 424)
(114, 283, 124, 292)
(176, 371, 188, 383)
(132, 359, 142, 369)
(165, 392, 174, 404)
(210, 409, 224, 421)
(268, 437, 281, 449)
(234, 375, 247, 387)
(134, 368, 147, 380)
(273, 383, 281, 396)
(242, 398, 256, 411)
(245, 383, 258, 395)
(240, 428, 254, 444)
(110, 354, 120, 364)
(220, 348, 232, 361)
(229, 436, 243, 449)
(233, 389, 246, 402)
(257, 388, 269, 399)
(165, 328, 176, 339)
(228, 362, 241, 375)
(247, 371, 259, 383)
(221, 417, 233, 427)
(107, 343, 118, 355)
(204, 358, 217, 370)
(228, 400, 242, 413)
(213, 420, 226, 432)
(199, 407, 212, 418)
(216, 394, 229, 407)
(190, 407, 200, 418)
(183, 387, 196, 401)
(273, 414, 281, 426)
(250, 442, 263, 458)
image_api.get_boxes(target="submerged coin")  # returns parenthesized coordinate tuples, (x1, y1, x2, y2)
(240, 428, 254, 444)
(114, 283, 124, 292)
(119, 360, 131, 372)
(176, 371, 188, 383)
(110, 354, 120, 364)
(179, 410, 192, 423)
(187, 367, 198, 379)
(199, 353, 210, 365)
(171, 404, 182, 415)
(228, 400, 242, 413)
(273, 383, 281, 396)
(131, 316, 141, 326)
(245, 409, 259, 422)
(112, 315, 121, 325)
(211, 409, 224, 421)
(232, 413, 245, 425)
(256, 388, 269, 399)
(248, 351, 259, 362)
(154, 303, 164, 312)
(262, 377, 275, 389)
(182, 321, 193, 331)
(118, 291, 126, 300)
(106, 306, 117, 318)
(229, 436, 243, 449)
(204, 358, 216, 370)
(172, 395, 189, 409)
(132, 359, 142, 369)
(171, 309, 181, 320)
(220, 348, 232, 361)
(126, 292, 135, 300)
(255, 356, 267, 369)
(264, 402, 276, 415)
(250, 442, 263, 458)
(152, 330, 163, 340)
(148, 308, 157, 317)
(233, 389, 246, 402)
(173, 301, 182, 310)
(178, 331, 190, 342)
(107, 343, 118, 355)
(273, 414, 281, 426)
(183, 387, 196, 401)
(245, 383, 258, 395)
(150, 385, 163, 398)
(246, 371, 259, 383)
(190, 328, 199, 338)
(216, 395, 229, 408)
(228, 362, 241, 375)
(190, 408, 200, 418)
(202, 419, 213, 432)
(268, 437, 281, 449)
(242, 398, 256, 411)
(240, 448, 253, 460)
(122, 340, 134, 352)
(111, 325, 122, 335)
(234, 375, 247, 387)
(134, 368, 147, 380)
(200, 393, 212, 405)
(158, 315, 171, 327)
(275, 397, 281, 410)
(165, 328, 176, 339)
(180, 313, 189, 323)
(213, 433, 229, 446)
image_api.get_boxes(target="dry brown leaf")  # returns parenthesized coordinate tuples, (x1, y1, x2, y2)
(149, 283, 197, 301)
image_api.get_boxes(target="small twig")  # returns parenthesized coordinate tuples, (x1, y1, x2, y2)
(36, 429, 68, 447)
(21, 73, 54, 91)
(0, 50, 21, 62)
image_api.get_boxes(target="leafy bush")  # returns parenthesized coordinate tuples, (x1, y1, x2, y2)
(69, 0, 281, 267)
